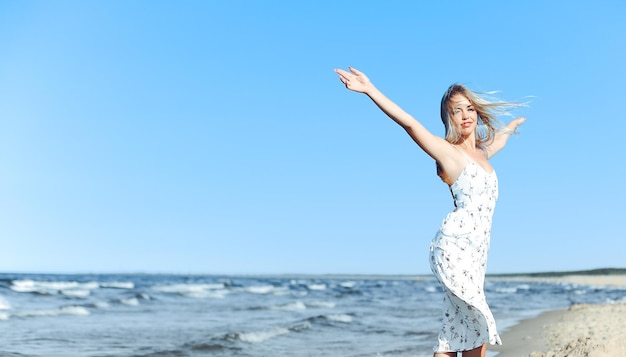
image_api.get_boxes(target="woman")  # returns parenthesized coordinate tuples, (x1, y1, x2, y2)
(335, 67, 526, 357)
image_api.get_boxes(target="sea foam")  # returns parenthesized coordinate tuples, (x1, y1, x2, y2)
(325, 314, 353, 323)
(0, 296, 11, 310)
(269, 301, 307, 311)
(11, 280, 100, 295)
(100, 282, 134, 289)
(235, 327, 290, 344)
(15, 305, 90, 318)
(306, 301, 336, 308)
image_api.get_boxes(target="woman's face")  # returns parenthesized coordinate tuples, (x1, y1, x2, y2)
(449, 94, 477, 136)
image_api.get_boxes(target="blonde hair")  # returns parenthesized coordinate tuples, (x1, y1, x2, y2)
(440, 84, 523, 147)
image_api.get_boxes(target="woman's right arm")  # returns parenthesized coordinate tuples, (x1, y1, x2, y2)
(335, 67, 454, 163)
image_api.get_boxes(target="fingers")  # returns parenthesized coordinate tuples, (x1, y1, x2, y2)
(348, 67, 362, 75)
(335, 67, 361, 78)
(335, 67, 366, 89)
(334, 68, 350, 78)
(334, 69, 348, 85)
(334, 68, 355, 88)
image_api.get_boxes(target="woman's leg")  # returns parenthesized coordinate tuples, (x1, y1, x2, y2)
(460, 344, 486, 357)
(433, 352, 456, 357)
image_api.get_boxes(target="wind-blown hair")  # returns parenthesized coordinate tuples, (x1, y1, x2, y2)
(440, 84, 524, 147)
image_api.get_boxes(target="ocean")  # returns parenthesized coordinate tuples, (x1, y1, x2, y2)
(1, 273, 625, 357)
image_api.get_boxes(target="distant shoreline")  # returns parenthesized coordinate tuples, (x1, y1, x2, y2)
(2, 267, 626, 280)
(487, 267, 626, 277)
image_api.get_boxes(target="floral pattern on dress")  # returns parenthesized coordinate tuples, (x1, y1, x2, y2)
(429, 159, 502, 353)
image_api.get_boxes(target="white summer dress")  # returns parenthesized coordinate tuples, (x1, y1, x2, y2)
(429, 151, 502, 353)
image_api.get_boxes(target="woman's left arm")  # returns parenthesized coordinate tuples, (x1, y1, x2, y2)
(485, 117, 526, 158)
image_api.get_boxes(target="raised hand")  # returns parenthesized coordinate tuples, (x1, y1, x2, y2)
(334, 67, 373, 93)
(503, 117, 526, 134)
(509, 117, 527, 129)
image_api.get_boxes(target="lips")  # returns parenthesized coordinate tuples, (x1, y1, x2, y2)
(461, 122, 473, 128)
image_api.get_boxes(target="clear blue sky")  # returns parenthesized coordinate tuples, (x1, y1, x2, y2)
(1, 1, 624, 275)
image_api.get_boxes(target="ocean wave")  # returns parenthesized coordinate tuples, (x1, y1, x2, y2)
(228, 327, 290, 344)
(269, 301, 307, 311)
(117, 293, 151, 306)
(245, 285, 285, 294)
(138, 293, 151, 300)
(306, 301, 336, 308)
(221, 320, 312, 345)
(255, 300, 336, 311)
(152, 283, 228, 298)
(59, 306, 90, 316)
(290, 322, 311, 332)
(100, 282, 134, 289)
(90, 301, 111, 309)
(324, 314, 353, 323)
(185, 290, 228, 299)
(306, 284, 327, 291)
(61, 289, 91, 298)
(14, 305, 90, 318)
(424, 286, 438, 293)
(306, 313, 354, 325)
(337, 289, 362, 297)
(183, 341, 231, 352)
(10, 280, 100, 295)
(0, 296, 10, 310)
(120, 298, 140, 306)
(10, 283, 52, 295)
(495, 287, 518, 294)
(288, 281, 328, 291)
(339, 281, 357, 288)
(153, 283, 225, 293)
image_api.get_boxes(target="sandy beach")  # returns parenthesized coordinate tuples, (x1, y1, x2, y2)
(492, 274, 626, 356)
